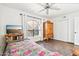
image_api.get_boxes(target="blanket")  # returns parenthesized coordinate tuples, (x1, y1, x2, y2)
(4, 39, 62, 56)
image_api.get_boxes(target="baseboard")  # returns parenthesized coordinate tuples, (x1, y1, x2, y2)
(53, 38, 74, 44)
(74, 43, 79, 45)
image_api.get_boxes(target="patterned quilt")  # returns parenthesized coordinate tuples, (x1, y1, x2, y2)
(4, 39, 62, 56)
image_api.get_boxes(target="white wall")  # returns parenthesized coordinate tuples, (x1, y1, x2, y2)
(0, 5, 23, 34)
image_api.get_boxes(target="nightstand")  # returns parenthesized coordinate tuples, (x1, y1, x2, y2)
(73, 48, 79, 56)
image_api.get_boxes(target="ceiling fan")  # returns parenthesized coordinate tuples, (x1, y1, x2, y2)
(38, 3, 60, 15)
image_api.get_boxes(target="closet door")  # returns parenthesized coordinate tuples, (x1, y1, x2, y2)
(68, 17, 74, 43)
(54, 20, 69, 42)
(74, 17, 79, 45)
(25, 18, 42, 42)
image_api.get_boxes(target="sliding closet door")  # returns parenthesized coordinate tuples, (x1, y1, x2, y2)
(24, 16, 43, 42)
(74, 17, 79, 45)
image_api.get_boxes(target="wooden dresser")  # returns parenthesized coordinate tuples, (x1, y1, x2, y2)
(43, 20, 54, 41)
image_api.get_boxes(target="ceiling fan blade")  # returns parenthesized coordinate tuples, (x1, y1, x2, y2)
(50, 7, 60, 10)
(46, 3, 49, 6)
(39, 8, 46, 12)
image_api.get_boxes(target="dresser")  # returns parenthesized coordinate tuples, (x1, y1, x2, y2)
(43, 20, 54, 41)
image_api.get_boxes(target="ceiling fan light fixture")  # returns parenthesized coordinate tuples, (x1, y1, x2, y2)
(38, 3, 60, 15)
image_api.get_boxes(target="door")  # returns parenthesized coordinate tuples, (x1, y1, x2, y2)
(74, 17, 79, 45)
(68, 17, 74, 43)
(54, 20, 69, 42)
(54, 19, 74, 43)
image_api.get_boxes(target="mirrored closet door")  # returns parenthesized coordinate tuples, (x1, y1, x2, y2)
(24, 16, 42, 42)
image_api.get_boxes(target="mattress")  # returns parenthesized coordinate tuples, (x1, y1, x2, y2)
(4, 39, 62, 56)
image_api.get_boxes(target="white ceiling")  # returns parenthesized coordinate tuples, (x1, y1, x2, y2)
(1, 3, 79, 18)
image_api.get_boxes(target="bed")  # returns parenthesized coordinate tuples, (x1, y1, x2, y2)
(4, 39, 62, 56)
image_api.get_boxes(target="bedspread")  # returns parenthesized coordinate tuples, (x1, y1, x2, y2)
(4, 39, 62, 56)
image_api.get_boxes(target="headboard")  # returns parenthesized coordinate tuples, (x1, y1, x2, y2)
(5, 25, 24, 43)
(6, 25, 22, 34)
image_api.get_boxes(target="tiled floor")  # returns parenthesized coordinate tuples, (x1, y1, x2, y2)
(37, 39, 74, 56)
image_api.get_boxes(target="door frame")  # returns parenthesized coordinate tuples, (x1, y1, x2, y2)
(74, 17, 79, 45)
